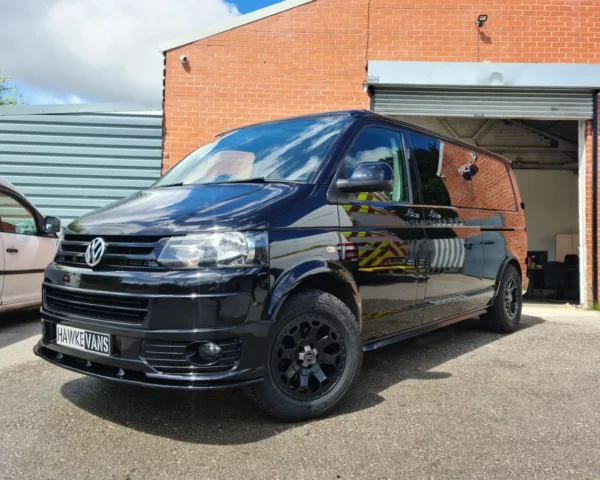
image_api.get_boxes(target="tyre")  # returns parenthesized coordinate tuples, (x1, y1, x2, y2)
(247, 289, 362, 421)
(480, 264, 522, 333)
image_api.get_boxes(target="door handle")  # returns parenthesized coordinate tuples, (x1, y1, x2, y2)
(6, 248, 19, 254)
(405, 208, 420, 220)
(428, 209, 442, 220)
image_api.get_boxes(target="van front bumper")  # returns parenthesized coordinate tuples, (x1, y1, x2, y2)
(35, 315, 271, 389)
(36, 263, 272, 389)
(33, 322, 269, 390)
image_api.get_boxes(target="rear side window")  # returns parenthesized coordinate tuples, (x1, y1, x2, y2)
(344, 127, 409, 202)
(409, 132, 479, 209)
(470, 155, 517, 211)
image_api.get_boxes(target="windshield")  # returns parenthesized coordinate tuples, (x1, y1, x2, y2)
(154, 115, 350, 187)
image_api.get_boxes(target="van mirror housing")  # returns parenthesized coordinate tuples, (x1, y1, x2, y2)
(336, 162, 394, 193)
(43, 216, 61, 233)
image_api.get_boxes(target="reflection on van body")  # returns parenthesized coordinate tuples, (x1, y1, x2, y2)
(35, 111, 527, 421)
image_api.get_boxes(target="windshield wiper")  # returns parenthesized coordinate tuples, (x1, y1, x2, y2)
(154, 182, 184, 188)
(155, 178, 302, 188)
(214, 177, 301, 184)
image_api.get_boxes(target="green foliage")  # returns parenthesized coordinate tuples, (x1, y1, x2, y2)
(0, 73, 24, 106)
(593, 302, 600, 312)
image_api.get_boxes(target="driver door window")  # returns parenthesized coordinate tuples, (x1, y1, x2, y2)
(0, 193, 38, 235)
(344, 127, 410, 203)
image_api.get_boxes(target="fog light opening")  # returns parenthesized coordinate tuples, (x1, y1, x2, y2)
(198, 342, 221, 360)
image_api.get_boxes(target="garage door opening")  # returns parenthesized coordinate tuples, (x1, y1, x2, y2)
(392, 115, 584, 305)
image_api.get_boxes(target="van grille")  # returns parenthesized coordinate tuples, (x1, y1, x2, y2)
(55, 234, 167, 271)
(43, 285, 149, 324)
(140, 340, 243, 375)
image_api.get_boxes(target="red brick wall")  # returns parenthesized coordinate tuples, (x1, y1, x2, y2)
(163, 0, 600, 170)
(585, 119, 597, 305)
(163, 0, 600, 304)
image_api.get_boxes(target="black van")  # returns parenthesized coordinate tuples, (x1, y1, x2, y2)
(35, 111, 528, 421)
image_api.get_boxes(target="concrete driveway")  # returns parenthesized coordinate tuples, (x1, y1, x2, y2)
(1, 304, 599, 480)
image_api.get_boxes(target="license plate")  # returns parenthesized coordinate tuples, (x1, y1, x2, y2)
(56, 324, 111, 356)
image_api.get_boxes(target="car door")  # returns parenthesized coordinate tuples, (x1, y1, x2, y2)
(336, 123, 427, 343)
(406, 131, 486, 328)
(0, 190, 55, 306)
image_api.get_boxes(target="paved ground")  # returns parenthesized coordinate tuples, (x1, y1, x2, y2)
(1, 303, 600, 480)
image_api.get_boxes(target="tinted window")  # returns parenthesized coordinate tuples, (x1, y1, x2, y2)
(410, 132, 479, 209)
(0, 193, 37, 235)
(409, 132, 450, 206)
(344, 127, 409, 202)
(154, 115, 350, 187)
(471, 155, 516, 211)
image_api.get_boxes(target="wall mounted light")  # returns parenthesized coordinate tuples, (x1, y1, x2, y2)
(475, 14, 488, 28)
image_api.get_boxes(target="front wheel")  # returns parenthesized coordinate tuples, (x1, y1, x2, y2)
(247, 289, 362, 421)
(480, 264, 522, 333)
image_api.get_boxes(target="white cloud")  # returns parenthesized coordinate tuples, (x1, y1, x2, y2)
(1, 0, 239, 104)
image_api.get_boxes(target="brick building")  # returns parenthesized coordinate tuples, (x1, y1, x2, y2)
(160, 0, 600, 306)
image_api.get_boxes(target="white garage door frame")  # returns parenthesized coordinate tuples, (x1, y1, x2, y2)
(366, 61, 600, 305)
(578, 120, 588, 306)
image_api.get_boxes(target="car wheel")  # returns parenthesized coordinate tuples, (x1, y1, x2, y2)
(480, 264, 522, 333)
(247, 289, 362, 422)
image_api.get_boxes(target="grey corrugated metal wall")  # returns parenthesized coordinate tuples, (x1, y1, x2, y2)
(0, 103, 163, 225)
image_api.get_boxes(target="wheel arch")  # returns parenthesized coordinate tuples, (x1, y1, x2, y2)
(493, 256, 523, 300)
(266, 261, 362, 328)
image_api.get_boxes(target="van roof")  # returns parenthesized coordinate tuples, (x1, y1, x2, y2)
(217, 110, 512, 165)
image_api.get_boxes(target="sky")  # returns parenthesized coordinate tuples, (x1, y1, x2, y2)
(1, 0, 280, 105)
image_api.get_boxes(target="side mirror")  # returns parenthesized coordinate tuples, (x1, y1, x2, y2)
(43, 216, 61, 233)
(336, 162, 394, 193)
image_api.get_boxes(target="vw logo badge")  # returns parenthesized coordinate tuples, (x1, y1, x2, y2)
(85, 237, 106, 267)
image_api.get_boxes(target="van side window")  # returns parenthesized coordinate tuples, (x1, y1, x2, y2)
(471, 155, 517, 211)
(409, 132, 479, 209)
(409, 132, 450, 206)
(344, 127, 409, 202)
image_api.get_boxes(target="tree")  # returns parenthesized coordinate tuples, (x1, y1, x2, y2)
(0, 74, 24, 106)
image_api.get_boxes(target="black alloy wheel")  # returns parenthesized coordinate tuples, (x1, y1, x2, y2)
(271, 315, 347, 400)
(480, 264, 522, 333)
(504, 277, 519, 321)
(247, 289, 362, 421)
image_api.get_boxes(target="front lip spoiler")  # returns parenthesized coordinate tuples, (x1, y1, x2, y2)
(34, 343, 263, 391)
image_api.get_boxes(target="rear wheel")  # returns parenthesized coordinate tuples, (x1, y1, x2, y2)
(247, 289, 362, 421)
(480, 264, 522, 333)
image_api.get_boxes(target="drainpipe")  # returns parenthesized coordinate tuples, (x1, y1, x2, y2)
(593, 92, 599, 306)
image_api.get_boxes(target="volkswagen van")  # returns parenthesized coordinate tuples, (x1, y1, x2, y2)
(35, 111, 527, 421)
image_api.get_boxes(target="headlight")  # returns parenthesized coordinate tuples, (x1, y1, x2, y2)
(157, 231, 268, 270)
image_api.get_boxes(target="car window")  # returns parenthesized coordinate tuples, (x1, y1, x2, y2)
(0, 192, 38, 235)
(409, 132, 479, 209)
(343, 127, 409, 202)
(409, 132, 450, 206)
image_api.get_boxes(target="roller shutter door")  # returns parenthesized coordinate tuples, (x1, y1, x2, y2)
(371, 86, 594, 120)
(0, 108, 162, 225)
